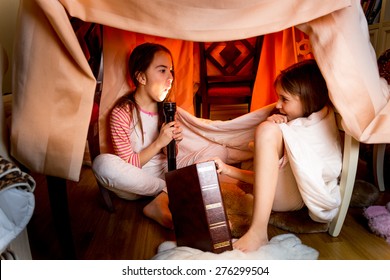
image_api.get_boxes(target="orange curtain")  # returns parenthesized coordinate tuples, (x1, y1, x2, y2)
(100, 28, 195, 153)
(251, 27, 312, 111)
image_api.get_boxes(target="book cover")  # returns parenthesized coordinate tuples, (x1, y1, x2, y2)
(165, 161, 233, 253)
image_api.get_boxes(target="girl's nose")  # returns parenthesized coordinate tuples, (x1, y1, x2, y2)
(276, 99, 282, 109)
(168, 70, 174, 81)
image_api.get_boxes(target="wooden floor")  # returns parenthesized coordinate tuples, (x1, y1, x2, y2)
(26, 105, 390, 260)
(27, 166, 390, 260)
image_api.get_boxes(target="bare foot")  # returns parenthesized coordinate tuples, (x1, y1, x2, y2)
(233, 228, 268, 252)
(143, 192, 173, 229)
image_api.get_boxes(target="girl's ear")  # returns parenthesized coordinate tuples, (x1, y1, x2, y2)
(136, 72, 146, 85)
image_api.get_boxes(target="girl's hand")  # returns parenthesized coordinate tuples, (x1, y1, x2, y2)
(158, 121, 183, 148)
(158, 121, 176, 147)
(172, 121, 183, 143)
(212, 157, 228, 175)
(266, 114, 288, 124)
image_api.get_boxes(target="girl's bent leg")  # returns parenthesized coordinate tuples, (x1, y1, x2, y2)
(92, 153, 166, 198)
(233, 122, 284, 252)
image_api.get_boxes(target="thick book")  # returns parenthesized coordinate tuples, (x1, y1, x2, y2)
(165, 160, 233, 253)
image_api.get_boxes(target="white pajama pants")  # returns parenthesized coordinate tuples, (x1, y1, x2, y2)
(92, 145, 228, 200)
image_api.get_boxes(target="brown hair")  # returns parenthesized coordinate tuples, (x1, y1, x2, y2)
(274, 59, 329, 117)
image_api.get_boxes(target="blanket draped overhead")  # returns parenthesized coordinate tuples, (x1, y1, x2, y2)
(11, 0, 390, 181)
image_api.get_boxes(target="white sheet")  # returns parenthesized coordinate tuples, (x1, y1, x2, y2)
(152, 233, 319, 260)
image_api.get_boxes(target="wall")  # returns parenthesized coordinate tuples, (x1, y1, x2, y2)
(0, 0, 20, 94)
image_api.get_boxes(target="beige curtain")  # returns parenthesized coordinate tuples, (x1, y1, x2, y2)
(11, 0, 389, 181)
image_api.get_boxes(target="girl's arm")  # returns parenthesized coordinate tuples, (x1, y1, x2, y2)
(213, 157, 254, 184)
(162, 121, 182, 157)
(110, 106, 141, 167)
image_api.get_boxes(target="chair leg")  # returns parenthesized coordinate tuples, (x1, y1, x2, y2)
(46, 176, 76, 259)
(97, 180, 115, 212)
(194, 93, 201, 118)
(373, 144, 386, 191)
(202, 101, 210, 119)
(328, 134, 359, 237)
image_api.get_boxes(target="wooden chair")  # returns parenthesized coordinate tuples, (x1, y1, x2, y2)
(327, 109, 385, 237)
(328, 112, 360, 237)
(195, 36, 264, 119)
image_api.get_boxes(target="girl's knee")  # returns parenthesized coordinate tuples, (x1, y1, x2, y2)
(255, 122, 282, 143)
(92, 153, 117, 170)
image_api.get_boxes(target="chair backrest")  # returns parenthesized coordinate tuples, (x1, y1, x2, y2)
(196, 36, 263, 118)
(199, 37, 263, 87)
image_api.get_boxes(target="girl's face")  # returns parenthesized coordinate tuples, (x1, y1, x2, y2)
(142, 51, 174, 102)
(275, 82, 304, 121)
